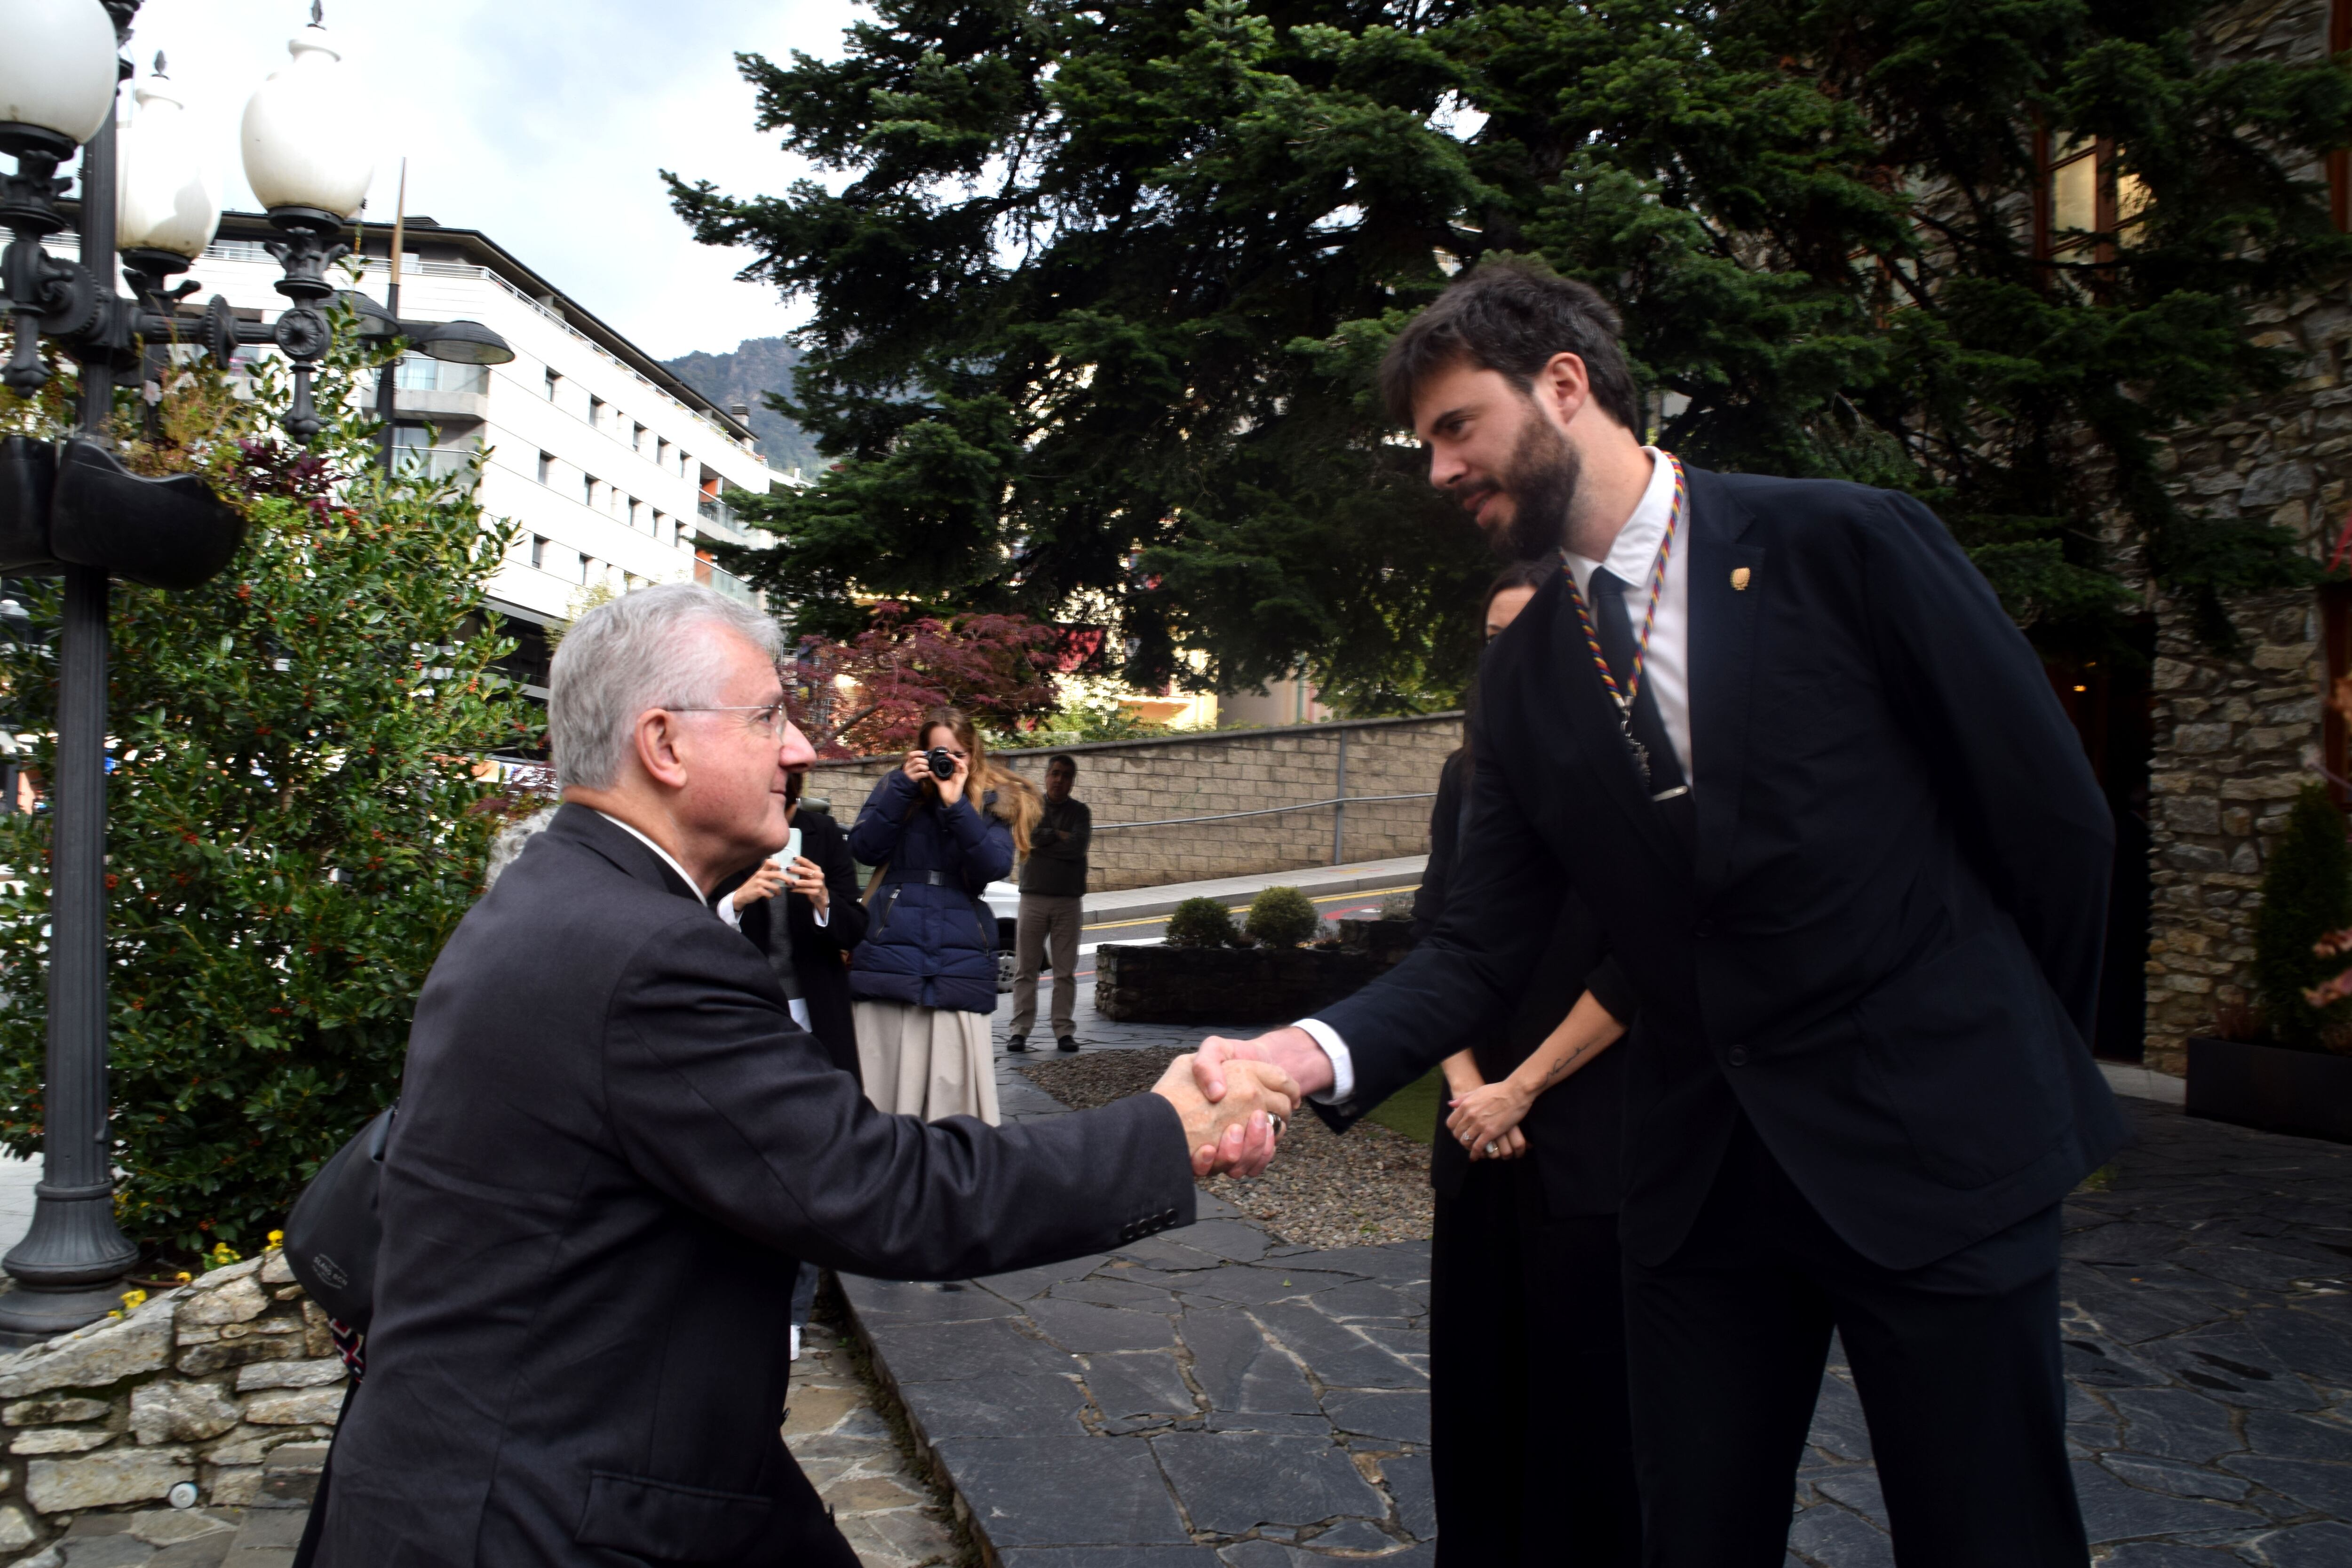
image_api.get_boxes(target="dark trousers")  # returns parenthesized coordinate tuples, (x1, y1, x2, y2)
(1624, 1117, 2085, 1568)
(1430, 1159, 1639, 1567)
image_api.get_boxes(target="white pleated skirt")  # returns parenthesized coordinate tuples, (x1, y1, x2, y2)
(852, 1000, 1000, 1126)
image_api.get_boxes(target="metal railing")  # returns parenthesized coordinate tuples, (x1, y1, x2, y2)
(700, 562, 759, 606)
(697, 495, 745, 536)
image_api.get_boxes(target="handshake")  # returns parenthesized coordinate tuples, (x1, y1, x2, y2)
(1145, 1028, 1336, 1178)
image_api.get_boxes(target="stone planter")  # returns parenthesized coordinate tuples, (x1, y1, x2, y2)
(1095, 943, 1395, 1024)
(2185, 1036, 2352, 1145)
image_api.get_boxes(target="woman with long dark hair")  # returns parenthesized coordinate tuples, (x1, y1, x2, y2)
(846, 705, 1039, 1123)
(1417, 561, 1642, 1566)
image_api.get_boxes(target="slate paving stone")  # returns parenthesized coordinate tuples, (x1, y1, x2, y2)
(933, 1433, 1193, 1546)
(997, 1550, 1225, 1566)
(978, 1256, 1111, 1303)
(1319, 1388, 1431, 1447)
(1380, 1451, 1437, 1540)
(2064, 1332, 2174, 1391)
(2223, 1455, 2352, 1517)
(2111, 1388, 2246, 1465)
(1111, 1237, 1235, 1274)
(2098, 1545, 2256, 1566)
(1177, 1220, 1277, 1263)
(1786, 1503, 1896, 1568)
(2072, 1457, 2269, 1541)
(2245, 1310, 2352, 1393)
(1051, 1274, 1186, 1313)
(1812, 1467, 1890, 1530)
(1309, 1518, 1401, 1551)
(869, 1314, 1079, 1383)
(2252, 1520, 2352, 1565)
(1182, 1309, 1323, 1416)
(1248, 1301, 1425, 1390)
(1083, 1350, 1199, 1425)
(1806, 1373, 1873, 1462)
(1172, 1265, 1361, 1306)
(900, 1370, 1092, 1440)
(1204, 1411, 1333, 1435)
(1307, 1282, 1423, 1322)
(2244, 1408, 2352, 1460)
(1029, 1297, 1183, 1353)
(2102, 1452, 2260, 1500)
(2139, 1329, 2328, 1412)
(850, 1276, 1026, 1326)
(1151, 1430, 1388, 1536)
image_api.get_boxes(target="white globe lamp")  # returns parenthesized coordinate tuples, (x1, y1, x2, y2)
(116, 77, 219, 260)
(0, 0, 120, 158)
(239, 24, 373, 218)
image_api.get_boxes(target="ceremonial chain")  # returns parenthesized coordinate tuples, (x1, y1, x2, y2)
(1561, 452, 1687, 787)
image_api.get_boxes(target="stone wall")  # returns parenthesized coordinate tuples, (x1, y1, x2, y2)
(2137, 0, 2347, 1074)
(808, 715, 1463, 892)
(2144, 594, 2327, 1074)
(0, 1251, 343, 1560)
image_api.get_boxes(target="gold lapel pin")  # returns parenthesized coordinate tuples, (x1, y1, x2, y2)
(1731, 567, 1752, 591)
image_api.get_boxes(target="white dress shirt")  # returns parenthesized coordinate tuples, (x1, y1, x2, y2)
(593, 811, 823, 1028)
(1295, 449, 1689, 1104)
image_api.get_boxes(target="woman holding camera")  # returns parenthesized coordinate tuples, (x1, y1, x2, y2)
(847, 706, 1040, 1123)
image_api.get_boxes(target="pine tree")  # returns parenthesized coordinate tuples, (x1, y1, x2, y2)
(0, 310, 541, 1253)
(672, 0, 2352, 706)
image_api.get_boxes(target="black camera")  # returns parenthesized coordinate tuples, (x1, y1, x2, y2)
(925, 746, 958, 781)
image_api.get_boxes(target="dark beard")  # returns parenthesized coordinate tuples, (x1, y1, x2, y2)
(1498, 414, 1581, 562)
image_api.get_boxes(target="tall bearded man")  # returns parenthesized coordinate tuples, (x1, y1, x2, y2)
(1193, 259, 2124, 1567)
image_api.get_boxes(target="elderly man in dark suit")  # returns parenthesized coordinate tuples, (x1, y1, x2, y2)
(318, 582, 1295, 1567)
(1194, 260, 2123, 1568)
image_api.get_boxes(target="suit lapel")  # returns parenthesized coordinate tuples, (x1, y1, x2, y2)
(1534, 570, 1689, 875)
(1684, 468, 1765, 901)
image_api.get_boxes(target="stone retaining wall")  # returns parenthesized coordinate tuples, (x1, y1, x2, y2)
(0, 1252, 343, 1560)
(810, 715, 1463, 893)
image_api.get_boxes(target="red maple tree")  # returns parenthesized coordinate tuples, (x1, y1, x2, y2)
(787, 604, 1063, 757)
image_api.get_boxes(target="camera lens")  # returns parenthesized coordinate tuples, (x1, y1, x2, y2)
(926, 747, 955, 780)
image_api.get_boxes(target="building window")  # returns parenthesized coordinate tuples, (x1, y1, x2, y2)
(580, 554, 596, 586)
(584, 474, 600, 509)
(2035, 131, 2150, 268)
(529, 535, 547, 569)
(544, 368, 561, 401)
(589, 395, 607, 430)
(627, 496, 642, 530)
(633, 422, 647, 452)
(537, 452, 556, 486)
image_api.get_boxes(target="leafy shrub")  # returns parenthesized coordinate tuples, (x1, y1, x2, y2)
(1164, 896, 1237, 948)
(2251, 782, 2352, 1051)
(0, 303, 540, 1253)
(1245, 886, 1320, 948)
(1378, 892, 1416, 922)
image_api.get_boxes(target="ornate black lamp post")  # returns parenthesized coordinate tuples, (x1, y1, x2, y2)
(0, 0, 509, 1338)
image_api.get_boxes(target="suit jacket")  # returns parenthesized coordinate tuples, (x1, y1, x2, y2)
(1319, 469, 2126, 1272)
(715, 809, 867, 1078)
(321, 804, 1195, 1567)
(1416, 750, 1632, 1218)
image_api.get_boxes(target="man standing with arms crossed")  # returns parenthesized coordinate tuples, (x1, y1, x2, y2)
(1009, 752, 1090, 1053)
(1193, 259, 2124, 1567)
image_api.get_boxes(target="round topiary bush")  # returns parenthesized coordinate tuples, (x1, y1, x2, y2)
(1246, 885, 1321, 947)
(2253, 781, 2352, 1051)
(1165, 896, 1239, 948)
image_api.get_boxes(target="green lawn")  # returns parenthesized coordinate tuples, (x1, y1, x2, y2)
(1360, 1066, 1445, 1146)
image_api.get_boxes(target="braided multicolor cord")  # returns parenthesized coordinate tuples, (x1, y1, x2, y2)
(1560, 451, 1687, 714)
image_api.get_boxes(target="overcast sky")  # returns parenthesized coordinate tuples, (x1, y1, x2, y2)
(119, 0, 866, 360)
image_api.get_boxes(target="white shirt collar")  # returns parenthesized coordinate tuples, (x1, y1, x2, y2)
(1563, 447, 1677, 596)
(594, 811, 710, 905)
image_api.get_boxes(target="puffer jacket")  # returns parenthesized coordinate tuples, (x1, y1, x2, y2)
(846, 768, 1014, 1013)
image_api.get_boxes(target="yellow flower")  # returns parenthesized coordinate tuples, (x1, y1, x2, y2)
(119, 1289, 147, 1312)
(266, 1230, 284, 1250)
(173, 1272, 191, 1285)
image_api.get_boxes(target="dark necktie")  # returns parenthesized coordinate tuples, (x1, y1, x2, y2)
(1590, 566, 1686, 795)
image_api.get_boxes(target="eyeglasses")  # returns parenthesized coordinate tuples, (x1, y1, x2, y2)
(667, 702, 789, 739)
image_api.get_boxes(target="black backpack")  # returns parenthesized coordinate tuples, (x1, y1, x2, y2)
(282, 1103, 396, 1332)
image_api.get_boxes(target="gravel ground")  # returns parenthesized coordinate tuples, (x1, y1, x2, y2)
(1017, 1048, 1434, 1251)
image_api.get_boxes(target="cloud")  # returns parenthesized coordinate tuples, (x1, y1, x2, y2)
(117, 0, 862, 359)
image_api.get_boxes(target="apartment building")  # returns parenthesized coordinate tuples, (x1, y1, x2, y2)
(110, 209, 790, 695)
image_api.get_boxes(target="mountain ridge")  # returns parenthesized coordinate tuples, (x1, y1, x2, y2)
(661, 336, 820, 476)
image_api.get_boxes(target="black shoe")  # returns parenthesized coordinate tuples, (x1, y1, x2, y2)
(1006, 1035, 1030, 1053)
(1056, 1035, 1078, 1052)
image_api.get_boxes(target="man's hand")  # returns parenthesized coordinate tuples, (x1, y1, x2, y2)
(1152, 1054, 1300, 1178)
(1193, 1027, 1335, 1106)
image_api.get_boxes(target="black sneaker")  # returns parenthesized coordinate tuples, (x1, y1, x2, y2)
(1006, 1035, 1030, 1053)
(1056, 1035, 1078, 1052)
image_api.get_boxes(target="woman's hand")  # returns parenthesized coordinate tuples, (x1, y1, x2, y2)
(783, 855, 828, 917)
(900, 750, 932, 786)
(933, 752, 968, 805)
(731, 860, 787, 911)
(1472, 1127, 1529, 1162)
(1446, 1078, 1535, 1158)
